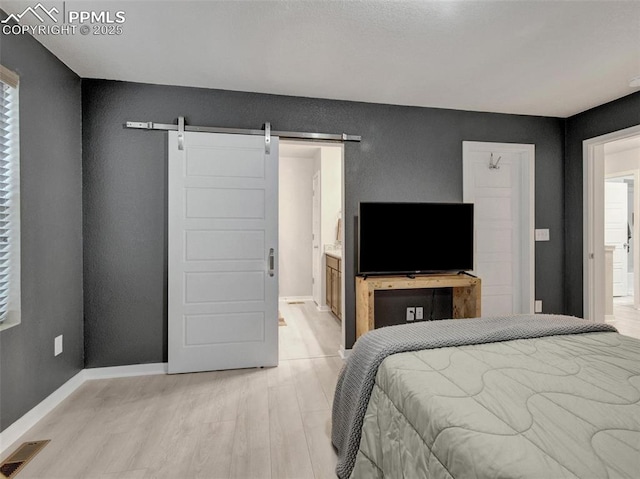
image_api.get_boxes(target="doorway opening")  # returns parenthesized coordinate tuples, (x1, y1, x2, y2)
(277, 140, 345, 361)
(584, 125, 640, 339)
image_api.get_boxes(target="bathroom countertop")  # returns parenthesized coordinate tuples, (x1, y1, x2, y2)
(325, 250, 342, 260)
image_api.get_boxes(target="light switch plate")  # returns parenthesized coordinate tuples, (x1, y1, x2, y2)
(54, 335, 63, 356)
(535, 229, 550, 241)
(534, 300, 542, 313)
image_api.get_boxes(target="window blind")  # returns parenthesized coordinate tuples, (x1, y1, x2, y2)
(0, 73, 19, 323)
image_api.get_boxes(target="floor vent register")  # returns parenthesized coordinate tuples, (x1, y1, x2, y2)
(0, 440, 49, 478)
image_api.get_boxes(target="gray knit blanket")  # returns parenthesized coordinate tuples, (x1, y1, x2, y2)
(331, 314, 618, 479)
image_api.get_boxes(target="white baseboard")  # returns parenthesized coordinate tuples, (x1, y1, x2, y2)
(339, 347, 352, 360)
(0, 362, 168, 454)
(84, 362, 167, 380)
(605, 314, 616, 322)
(316, 305, 330, 312)
(279, 296, 313, 302)
(0, 370, 85, 453)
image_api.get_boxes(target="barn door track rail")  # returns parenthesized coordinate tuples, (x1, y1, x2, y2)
(125, 116, 361, 153)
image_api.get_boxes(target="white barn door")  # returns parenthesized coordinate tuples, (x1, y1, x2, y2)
(463, 141, 535, 316)
(168, 131, 279, 374)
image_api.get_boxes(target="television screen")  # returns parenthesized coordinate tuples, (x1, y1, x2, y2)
(358, 202, 474, 275)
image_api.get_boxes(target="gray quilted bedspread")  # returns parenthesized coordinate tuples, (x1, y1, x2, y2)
(331, 315, 618, 479)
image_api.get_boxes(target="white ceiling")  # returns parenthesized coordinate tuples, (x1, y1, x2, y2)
(280, 140, 341, 159)
(280, 141, 321, 159)
(605, 135, 640, 156)
(2, 0, 639, 118)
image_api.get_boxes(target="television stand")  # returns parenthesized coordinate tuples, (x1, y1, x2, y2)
(355, 273, 481, 340)
(458, 270, 477, 278)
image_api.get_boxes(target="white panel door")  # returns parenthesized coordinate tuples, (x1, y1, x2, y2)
(605, 181, 628, 297)
(463, 142, 534, 317)
(168, 131, 278, 374)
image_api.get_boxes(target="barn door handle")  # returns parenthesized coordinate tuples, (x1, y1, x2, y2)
(268, 248, 275, 277)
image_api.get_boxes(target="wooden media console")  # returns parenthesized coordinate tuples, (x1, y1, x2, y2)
(355, 274, 481, 340)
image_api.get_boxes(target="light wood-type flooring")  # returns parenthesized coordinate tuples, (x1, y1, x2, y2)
(10, 297, 636, 479)
(607, 296, 640, 340)
(3, 301, 343, 479)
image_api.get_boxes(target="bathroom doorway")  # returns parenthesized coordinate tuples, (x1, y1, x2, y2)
(277, 140, 344, 360)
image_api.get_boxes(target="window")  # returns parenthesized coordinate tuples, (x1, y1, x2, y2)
(0, 65, 20, 329)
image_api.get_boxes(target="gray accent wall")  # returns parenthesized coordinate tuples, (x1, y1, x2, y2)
(564, 92, 640, 317)
(0, 16, 83, 431)
(82, 79, 565, 365)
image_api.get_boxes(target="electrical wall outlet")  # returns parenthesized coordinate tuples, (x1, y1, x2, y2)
(535, 300, 542, 313)
(406, 307, 416, 322)
(54, 335, 63, 356)
(535, 229, 550, 241)
(415, 307, 424, 320)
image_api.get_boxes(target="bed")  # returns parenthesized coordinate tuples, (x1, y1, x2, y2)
(332, 315, 640, 479)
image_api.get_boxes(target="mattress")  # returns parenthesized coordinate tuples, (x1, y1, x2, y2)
(351, 331, 640, 478)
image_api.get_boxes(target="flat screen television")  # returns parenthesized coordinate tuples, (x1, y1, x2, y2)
(358, 202, 474, 275)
